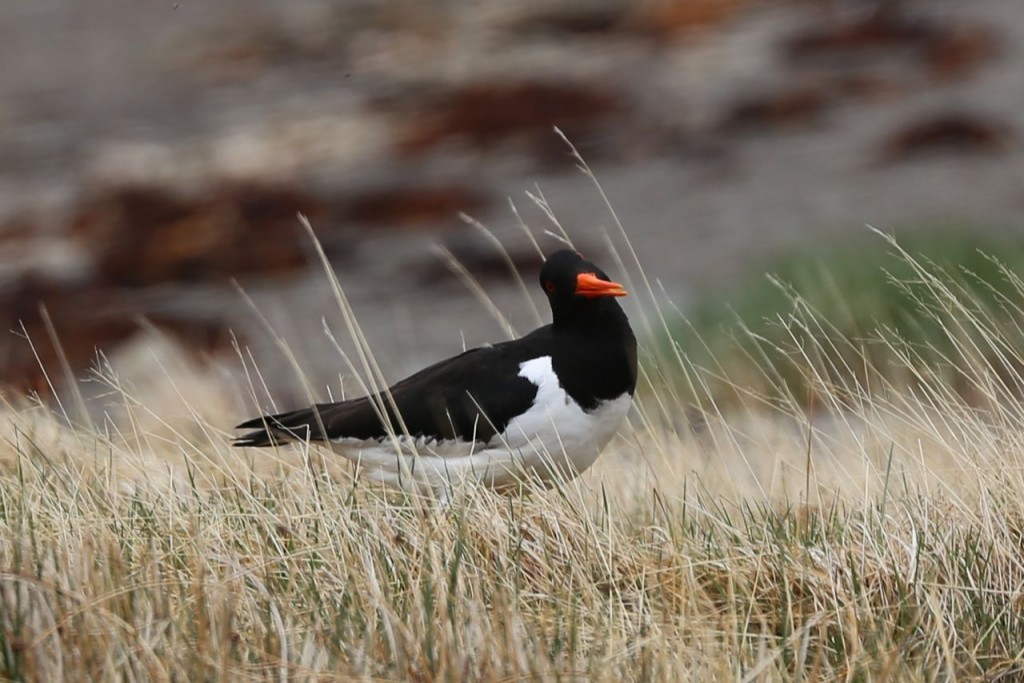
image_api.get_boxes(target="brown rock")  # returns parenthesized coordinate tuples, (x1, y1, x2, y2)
(506, 6, 629, 38)
(0, 180, 332, 397)
(341, 184, 489, 229)
(719, 82, 833, 132)
(923, 24, 1001, 80)
(785, 7, 1000, 81)
(876, 111, 1014, 163)
(636, 0, 743, 40)
(827, 70, 908, 102)
(70, 185, 193, 246)
(784, 8, 937, 61)
(71, 182, 327, 286)
(395, 80, 623, 162)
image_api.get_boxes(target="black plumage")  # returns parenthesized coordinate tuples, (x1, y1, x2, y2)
(234, 249, 636, 449)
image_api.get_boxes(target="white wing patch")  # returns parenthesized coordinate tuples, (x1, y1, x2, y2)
(328, 355, 631, 495)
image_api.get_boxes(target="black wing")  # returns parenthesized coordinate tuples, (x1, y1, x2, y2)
(234, 328, 551, 447)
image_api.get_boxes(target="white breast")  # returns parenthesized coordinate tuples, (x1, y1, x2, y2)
(498, 356, 630, 470)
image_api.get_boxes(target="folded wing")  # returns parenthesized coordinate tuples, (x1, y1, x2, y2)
(234, 332, 549, 448)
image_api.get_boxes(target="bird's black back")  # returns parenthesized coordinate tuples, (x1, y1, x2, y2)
(236, 327, 550, 446)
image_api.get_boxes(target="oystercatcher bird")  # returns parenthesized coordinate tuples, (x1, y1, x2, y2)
(234, 249, 637, 494)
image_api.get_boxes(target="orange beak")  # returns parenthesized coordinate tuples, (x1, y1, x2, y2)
(575, 272, 628, 298)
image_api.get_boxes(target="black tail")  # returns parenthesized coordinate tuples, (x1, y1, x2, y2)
(233, 407, 325, 447)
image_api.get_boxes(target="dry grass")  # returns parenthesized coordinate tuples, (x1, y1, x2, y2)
(4, 209, 1024, 680)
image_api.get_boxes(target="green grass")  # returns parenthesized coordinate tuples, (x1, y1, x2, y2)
(658, 228, 1024, 409)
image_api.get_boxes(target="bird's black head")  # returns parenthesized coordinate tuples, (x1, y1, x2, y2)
(539, 249, 628, 329)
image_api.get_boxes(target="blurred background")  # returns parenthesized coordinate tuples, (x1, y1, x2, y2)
(1, 0, 1022, 415)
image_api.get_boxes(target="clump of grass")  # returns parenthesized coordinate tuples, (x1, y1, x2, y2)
(2, 394, 1024, 680)
(3, 221, 1024, 680)
(657, 227, 1024, 411)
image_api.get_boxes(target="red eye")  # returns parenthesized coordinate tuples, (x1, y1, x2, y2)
(545, 281, 556, 293)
